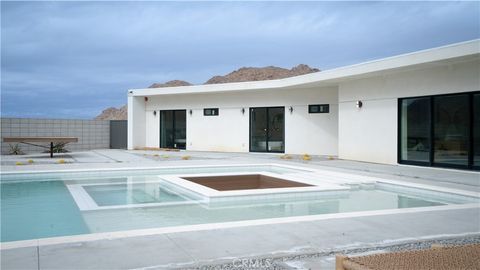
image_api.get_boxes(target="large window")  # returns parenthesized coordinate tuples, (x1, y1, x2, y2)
(433, 94, 469, 166)
(474, 94, 480, 168)
(400, 97, 431, 163)
(398, 92, 479, 170)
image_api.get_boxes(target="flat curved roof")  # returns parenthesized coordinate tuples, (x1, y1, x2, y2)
(129, 39, 480, 97)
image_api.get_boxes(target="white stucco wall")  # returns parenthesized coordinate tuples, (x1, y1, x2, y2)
(127, 96, 146, 149)
(140, 87, 338, 155)
(338, 59, 480, 164)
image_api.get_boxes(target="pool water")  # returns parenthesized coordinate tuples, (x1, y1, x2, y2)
(84, 183, 186, 206)
(1, 166, 477, 242)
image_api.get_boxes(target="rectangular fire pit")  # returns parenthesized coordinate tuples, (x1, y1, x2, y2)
(161, 172, 350, 205)
(182, 174, 313, 191)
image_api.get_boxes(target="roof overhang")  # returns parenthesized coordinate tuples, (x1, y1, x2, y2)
(129, 39, 480, 97)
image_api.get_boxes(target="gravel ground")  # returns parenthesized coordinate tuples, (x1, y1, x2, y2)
(172, 234, 480, 270)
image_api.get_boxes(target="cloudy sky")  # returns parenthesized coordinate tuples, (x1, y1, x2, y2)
(1, 1, 479, 119)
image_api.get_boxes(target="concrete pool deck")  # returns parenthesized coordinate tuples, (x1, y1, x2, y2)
(1, 149, 479, 269)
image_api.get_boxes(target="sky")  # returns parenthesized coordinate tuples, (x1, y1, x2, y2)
(1, 1, 479, 119)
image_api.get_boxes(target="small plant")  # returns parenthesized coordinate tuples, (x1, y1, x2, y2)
(52, 142, 68, 153)
(162, 155, 170, 159)
(181, 155, 191, 160)
(302, 154, 311, 161)
(280, 154, 292, 160)
(27, 159, 34, 164)
(153, 154, 159, 157)
(44, 143, 68, 154)
(328, 156, 335, 160)
(57, 159, 65, 164)
(9, 144, 24, 155)
(15, 161, 24, 166)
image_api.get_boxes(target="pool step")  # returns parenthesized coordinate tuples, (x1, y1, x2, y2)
(288, 171, 377, 185)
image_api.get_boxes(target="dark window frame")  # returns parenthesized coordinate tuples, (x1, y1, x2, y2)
(398, 91, 479, 171)
(203, 108, 219, 116)
(308, 104, 330, 114)
(159, 109, 187, 150)
(249, 106, 285, 153)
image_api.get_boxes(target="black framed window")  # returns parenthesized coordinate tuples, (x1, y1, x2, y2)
(474, 94, 480, 169)
(399, 97, 431, 164)
(203, 108, 219, 116)
(309, 104, 329, 113)
(398, 91, 479, 170)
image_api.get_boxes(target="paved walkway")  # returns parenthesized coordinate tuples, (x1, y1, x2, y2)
(1, 150, 479, 269)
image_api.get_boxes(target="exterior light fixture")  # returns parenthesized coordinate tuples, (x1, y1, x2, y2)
(144, 97, 148, 102)
(289, 106, 294, 113)
(189, 109, 193, 115)
(356, 100, 363, 108)
(153, 110, 157, 116)
(241, 108, 245, 115)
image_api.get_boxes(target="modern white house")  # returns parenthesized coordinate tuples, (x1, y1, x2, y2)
(128, 39, 480, 170)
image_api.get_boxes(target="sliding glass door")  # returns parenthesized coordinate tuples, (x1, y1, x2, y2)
(474, 94, 480, 169)
(160, 110, 186, 149)
(399, 97, 431, 164)
(398, 91, 479, 170)
(250, 107, 285, 153)
(433, 94, 469, 167)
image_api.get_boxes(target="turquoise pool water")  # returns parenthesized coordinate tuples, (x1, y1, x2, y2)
(1, 166, 477, 242)
(84, 183, 187, 206)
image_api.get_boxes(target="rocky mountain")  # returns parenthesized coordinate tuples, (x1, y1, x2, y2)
(95, 104, 127, 120)
(95, 64, 319, 120)
(205, 64, 319, 84)
(148, 80, 192, 88)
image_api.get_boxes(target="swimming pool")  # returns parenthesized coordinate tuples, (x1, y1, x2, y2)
(1, 165, 478, 242)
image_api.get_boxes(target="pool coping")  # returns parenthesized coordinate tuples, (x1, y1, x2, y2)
(1, 203, 478, 250)
(0, 163, 315, 176)
(1, 163, 479, 250)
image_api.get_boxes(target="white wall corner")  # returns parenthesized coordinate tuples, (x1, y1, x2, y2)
(127, 95, 146, 150)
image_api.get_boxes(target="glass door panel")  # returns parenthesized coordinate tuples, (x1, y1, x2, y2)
(250, 108, 268, 152)
(160, 110, 174, 148)
(433, 94, 469, 166)
(174, 110, 186, 149)
(474, 94, 480, 168)
(160, 110, 186, 149)
(400, 97, 431, 163)
(268, 107, 285, 152)
(250, 107, 284, 153)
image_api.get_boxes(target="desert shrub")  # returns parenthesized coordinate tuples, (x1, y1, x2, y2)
(52, 143, 68, 153)
(9, 144, 24, 155)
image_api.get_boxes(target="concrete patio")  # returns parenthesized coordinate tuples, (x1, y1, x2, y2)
(1, 149, 479, 269)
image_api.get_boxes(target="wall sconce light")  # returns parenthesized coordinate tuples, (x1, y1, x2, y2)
(189, 109, 193, 116)
(289, 106, 294, 113)
(356, 100, 363, 108)
(153, 110, 157, 116)
(144, 97, 148, 102)
(241, 108, 245, 115)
